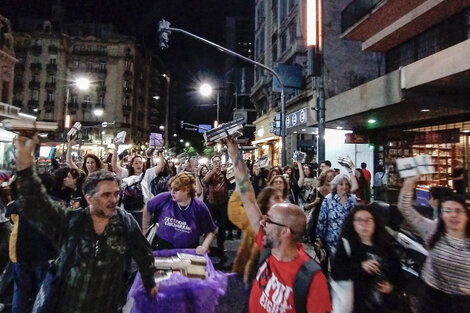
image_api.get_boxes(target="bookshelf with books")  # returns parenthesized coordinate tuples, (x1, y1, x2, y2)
(411, 144, 453, 187)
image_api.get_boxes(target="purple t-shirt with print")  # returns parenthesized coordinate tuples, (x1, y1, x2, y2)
(146, 192, 216, 248)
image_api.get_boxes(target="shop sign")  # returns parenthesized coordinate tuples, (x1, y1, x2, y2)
(286, 108, 308, 129)
(345, 133, 369, 144)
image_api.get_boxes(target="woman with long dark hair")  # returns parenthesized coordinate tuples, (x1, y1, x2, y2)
(354, 168, 371, 204)
(267, 175, 289, 202)
(66, 140, 102, 176)
(49, 167, 86, 208)
(399, 176, 470, 313)
(331, 204, 401, 313)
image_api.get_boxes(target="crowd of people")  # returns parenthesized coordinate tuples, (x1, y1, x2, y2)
(0, 132, 467, 313)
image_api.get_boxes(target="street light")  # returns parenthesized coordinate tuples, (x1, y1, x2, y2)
(199, 82, 220, 126)
(64, 77, 91, 129)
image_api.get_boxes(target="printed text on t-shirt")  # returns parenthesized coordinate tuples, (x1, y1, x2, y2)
(256, 261, 293, 313)
(163, 216, 192, 233)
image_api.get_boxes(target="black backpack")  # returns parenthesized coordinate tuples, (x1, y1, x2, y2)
(257, 247, 321, 313)
(150, 173, 171, 196)
(121, 174, 145, 211)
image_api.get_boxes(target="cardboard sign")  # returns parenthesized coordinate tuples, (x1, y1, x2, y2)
(396, 155, 436, 178)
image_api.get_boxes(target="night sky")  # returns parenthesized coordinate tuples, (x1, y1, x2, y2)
(1, 0, 255, 148)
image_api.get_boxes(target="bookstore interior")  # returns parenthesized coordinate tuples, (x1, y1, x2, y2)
(379, 121, 470, 192)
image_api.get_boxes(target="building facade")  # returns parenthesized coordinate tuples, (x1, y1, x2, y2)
(0, 14, 16, 106)
(251, 0, 379, 165)
(330, 0, 470, 194)
(12, 17, 155, 157)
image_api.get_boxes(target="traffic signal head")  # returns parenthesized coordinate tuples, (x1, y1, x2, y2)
(158, 20, 171, 50)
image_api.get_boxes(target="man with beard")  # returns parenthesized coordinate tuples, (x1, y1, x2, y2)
(223, 137, 331, 313)
(14, 134, 157, 313)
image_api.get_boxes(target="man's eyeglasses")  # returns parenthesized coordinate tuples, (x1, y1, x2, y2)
(264, 215, 288, 227)
(263, 215, 295, 233)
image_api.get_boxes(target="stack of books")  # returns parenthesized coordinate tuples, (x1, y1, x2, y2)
(153, 253, 208, 283)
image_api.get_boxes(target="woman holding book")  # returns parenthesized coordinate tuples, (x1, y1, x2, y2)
(143, 172, 216, 255)
(398, 176, 470, 313)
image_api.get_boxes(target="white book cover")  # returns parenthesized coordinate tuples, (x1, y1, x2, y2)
(396, 155, 435, 178)
(114, 131, 127, 144)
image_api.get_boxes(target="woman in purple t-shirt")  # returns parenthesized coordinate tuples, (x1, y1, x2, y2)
(143, 172, 216, 255)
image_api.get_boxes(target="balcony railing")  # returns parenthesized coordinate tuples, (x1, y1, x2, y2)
(31, 45, 42, 55)
(93, 68, 108, 74)
(44, 100, 55, 109)
(122, 105, 131, 112)
(46, 63, 58, 72)
(341, 0, 382, 33)
(72, 49, 108, 56)
(125, 53, 134, 60)
(123, 87, 132, 94)
(96, 86, 107, 94)
(28, 100, 39, 108)
(45, 82, 56, 90)
(15, 63, 25, 71)
(28, 81, 40, 89)
(48, 45, 58, 54)
(124, 70, 133, 78)
(30, 63, 42, 72)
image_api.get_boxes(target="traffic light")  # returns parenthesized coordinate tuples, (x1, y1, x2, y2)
(270, 113, 281, 136)
(158, 20, 171, 49)
(180, 120, 184, 129)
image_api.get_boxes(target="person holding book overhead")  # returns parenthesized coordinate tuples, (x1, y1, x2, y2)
(398, 175, 470, 313)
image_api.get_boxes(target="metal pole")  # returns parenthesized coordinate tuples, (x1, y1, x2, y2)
(216, 91, 220, 124)
(64, 87, 70, 128)
(163, 74, 170, 149)
(163, 25, 287, 166)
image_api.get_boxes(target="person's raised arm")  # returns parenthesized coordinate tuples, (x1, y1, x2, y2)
(202, 164, 216, 184)
(398, 175, 435, 241)
(153, 151, 165, 176)
(341, 159, 359, 193)
(15, 134, 68, 244)
(195, 167, 203, 197)
(111, 142, 125, 177)
(296, 160, 305, 188)
(223, 138, 262, 233)
(66, 140, 79, 170)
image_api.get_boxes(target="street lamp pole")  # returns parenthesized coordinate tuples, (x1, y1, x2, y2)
(216, 91, 219, 124)
(162, 73, 170, 149)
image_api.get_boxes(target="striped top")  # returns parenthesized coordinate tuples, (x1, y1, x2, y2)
(398, 191, 470, 295)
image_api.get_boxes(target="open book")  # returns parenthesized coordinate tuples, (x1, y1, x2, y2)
(396, 155, 435, 178)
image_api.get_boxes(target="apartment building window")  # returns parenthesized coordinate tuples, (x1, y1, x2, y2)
(272, 41, 278, 62)
(73, 58, 80, 68)
(99, 62, 106, 70)
(124, 96, 130, 106)
(87, 61, 93, 72)
(32, 56, 40, 64)
(272, 0, 278, 26)
(32, 74, 39, 82)
(288, 0, 298, 12)
(46, 92, 54, 101)
(280, 31, 287, 53)
(280, 0, 287, 23)
(98, 96, 104, 105)
(49, 57, 56, 64)
(256, 1, 265, 29)
(124, 80, 130, 89)
(125, 61, 131, 71)
(288, 23, 296, 45)
(47, 75, 56, 83)
(72, 95, 78, 105)
(99, 80, 105, 87)
(255, 27, 265, 59)
(31, 89, 39, 101)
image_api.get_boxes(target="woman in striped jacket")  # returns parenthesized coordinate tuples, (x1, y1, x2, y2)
(398, 176, 470, 313)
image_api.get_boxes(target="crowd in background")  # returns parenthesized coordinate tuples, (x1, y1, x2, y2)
(0, 132, 468, 313)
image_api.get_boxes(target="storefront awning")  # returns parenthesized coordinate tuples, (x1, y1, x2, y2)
(251, 136, 279, 145)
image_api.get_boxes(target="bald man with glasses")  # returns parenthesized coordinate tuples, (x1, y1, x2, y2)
(223, 137, 331, 313)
